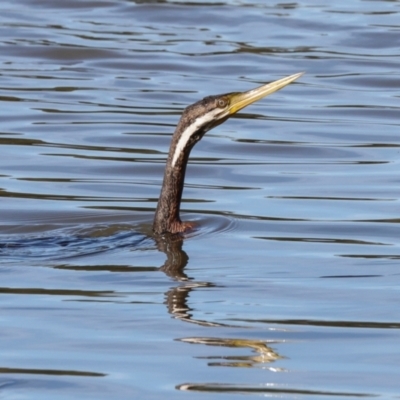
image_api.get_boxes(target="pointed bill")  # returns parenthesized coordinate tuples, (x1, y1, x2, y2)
(228, 72, 304, 115)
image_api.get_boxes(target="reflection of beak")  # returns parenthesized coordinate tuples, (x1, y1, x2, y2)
(228, 72, 304, 115)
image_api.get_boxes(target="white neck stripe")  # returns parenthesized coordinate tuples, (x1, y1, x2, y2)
(171, 110, 219, 167)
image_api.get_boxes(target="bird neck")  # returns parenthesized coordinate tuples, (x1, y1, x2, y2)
(153, 139, 190, 235)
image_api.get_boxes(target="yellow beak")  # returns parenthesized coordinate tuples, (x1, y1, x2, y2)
(228, 72, 304, 115)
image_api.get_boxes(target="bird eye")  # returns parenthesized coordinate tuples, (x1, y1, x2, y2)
(217, 99, 227, 108)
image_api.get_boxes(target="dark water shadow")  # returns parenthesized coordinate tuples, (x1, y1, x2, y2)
(0, 367, 105, 378)
(176, 383, 376, 397)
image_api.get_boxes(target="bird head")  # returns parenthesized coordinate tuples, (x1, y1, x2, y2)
(171, 72, 304, 167)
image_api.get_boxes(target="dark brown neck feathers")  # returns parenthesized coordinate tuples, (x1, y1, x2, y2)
(153, 121, 197, 235)
(153, 152, 188, 234)
(152, 95, 225, 235)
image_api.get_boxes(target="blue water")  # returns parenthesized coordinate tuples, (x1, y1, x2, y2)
(1, 0, 400, 398)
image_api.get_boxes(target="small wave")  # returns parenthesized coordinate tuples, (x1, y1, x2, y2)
(0, 224, 152, 263)
(180, 213, 237, 239)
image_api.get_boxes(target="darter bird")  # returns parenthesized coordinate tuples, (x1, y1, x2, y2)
(153, 72, 303, 235)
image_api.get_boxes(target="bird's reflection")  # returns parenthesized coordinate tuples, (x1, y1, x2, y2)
(155, 233, 226, 327)
(180, 337, 283, 368)
(154, 233, 189, 280)
(156, 233, 284, 367)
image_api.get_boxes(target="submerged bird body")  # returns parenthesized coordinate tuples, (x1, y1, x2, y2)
(153, 72, 303, 235)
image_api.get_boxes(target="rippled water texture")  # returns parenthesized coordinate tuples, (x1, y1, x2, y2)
(1, 0, 400, 398)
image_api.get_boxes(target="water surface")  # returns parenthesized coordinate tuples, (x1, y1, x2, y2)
(1, 0, 400, 398)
